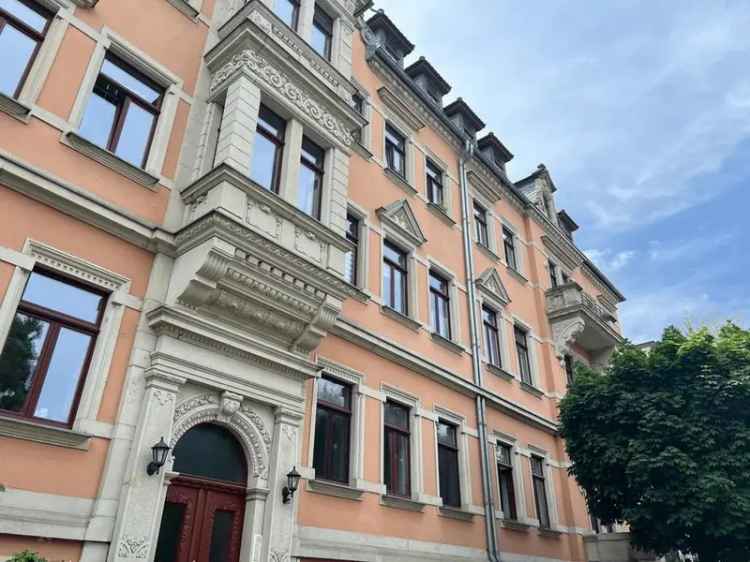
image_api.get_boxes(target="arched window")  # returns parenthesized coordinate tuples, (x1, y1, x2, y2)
(172, 423, 247, 484)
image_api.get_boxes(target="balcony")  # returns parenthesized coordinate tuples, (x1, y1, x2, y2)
(546, 282, 622, 368)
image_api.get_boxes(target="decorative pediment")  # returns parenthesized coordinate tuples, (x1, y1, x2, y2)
(476, 267, 511, 307)
(378, 86, 425, 131)
(377, 199, 427, 247)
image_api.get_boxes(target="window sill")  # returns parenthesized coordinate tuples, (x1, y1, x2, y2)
(64, 131, 160, 189)
(166, 0, 199, 19)
(0, 92, 31, 121)
(380, 305, 421, 332)
(476, 242, 501, 262)
(430, 331, 465, 355)
(383, 167, 417, 195)
(486, 362, 514, 381)
(438, 506, 475, 521)
(306, 479, 365, 501)
(538, 526, 565, 538)
(343, 280, 371, 303)
(0, 415, 91, 450)
(520, 381, 545, 399)
(380, 494, 426, 512)
(497, 517, 533, 532)
(351, 140, 373, 161)
(505, 265, 528, 285)
(426, 202, 455, 226)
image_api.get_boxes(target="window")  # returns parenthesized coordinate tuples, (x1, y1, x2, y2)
(313, 376, 352, 483)
(385, 124, 406, 179)
(298, 136, 325, 219)
(482, 306, 501, 368)
(564, 354, 575, 386)
(383, 240, 407, 314)
(250, 104, 286, 193)
(437, 421, 461, 508)
(531, 456, 551, 529)
(274, 0, 299, 30)
(0, 270, 106, 426)
(78, 55, 165, 168)
(352, 93, 364, 144)
(497, 444, 517, 520)
(474, 202, 489, 247)
(0, 0, 51, 99)
(548, 260, 558, 288)
(311, 4, 333, 60)
(514, 326, 532, 385)
(384, 400, 410, 497)
(344, 213, 359, 285)
(561, 270, 570, 284)
(429, 271, 451, 339)
(503, 227, 518, 270)
(426, 159, 444, 206)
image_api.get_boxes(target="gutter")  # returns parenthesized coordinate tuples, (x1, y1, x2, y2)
(458, 143, 502, 562)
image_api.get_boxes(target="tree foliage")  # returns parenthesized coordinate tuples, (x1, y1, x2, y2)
(0, 313, 44, 411)
(8, 551, 48, 562)
(559, 323, 750, 562)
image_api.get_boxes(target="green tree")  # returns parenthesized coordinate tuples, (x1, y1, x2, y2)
(559, 323, 750, 562)
(0, 313, 45, 411)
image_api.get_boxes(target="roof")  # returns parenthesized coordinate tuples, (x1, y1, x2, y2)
(444, 97, 485, 132)
(557, 210, 579, 233)
(405, 57, 452, 96)
(477, 132, 514, 164)
(366, 10, 415, 56)
(516, 163, 557, 192)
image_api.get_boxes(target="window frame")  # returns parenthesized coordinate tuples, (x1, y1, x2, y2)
(252, 103, 287, 194)
(436, 419, 461, 508)
(426, 158, 444, 207)
(482, 305, 502, 368)
(0, 0, 53, 100)
(429, 270, 451, 340)
(548, 259, 559, 288)
(383, 399, 412, 498)
(564, 354, 575, 386)
(382, 239, 408, 315)
(502, 226, 518, 271)
(514, 325, 533, 385)
(496, 442, 518, 520)
(298, 135, 325, 219)
(531, 455, 552, 529)
(311, 3, 333, 61)
(385, 122, 407, 179)
(274, 0, 299, 31)
(474, 201, 489, 248)
(312, 375, 353, 484)
(344, 212, 360, 286)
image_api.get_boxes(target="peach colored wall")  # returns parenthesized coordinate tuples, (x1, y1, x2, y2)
(0, 534, 82, 562)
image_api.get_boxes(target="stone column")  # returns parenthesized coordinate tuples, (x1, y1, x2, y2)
(214, 74, 262, 174)
(107, 370, 186, 562)
(262, 407, 304, 562)
(278, 118, 304, 207)
(241, 488, 270, 562)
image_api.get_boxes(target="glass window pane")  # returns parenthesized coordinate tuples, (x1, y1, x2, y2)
(257, 105, 286, 139)
(384, 401, 409, 429)
(22, 272, 104, 323)
(0, 23, 37, 97)
(173, 423, 247, 483)
(154, 502, 186, 562)
(328, 409, 350, 482)
(250, 133, 279, 191)
(383, 242, 404, 266)
(383, 265, 392, 307)
(0, 313, 49, 413)
(101, 59, 161, 104)
(33, 327, 91, 423)
(298, 164, 319, 218)
(317, 377, 349, 408)
(79, 92, 118, 150)
(310, 25, 328, 58)
(208, 510, 234, 562)
(385, 430, 410, 496)
(393, 269, 405, 313)
(438, 445, 460, 507)
(437, 422, 456, 447)
(313, 405, 329, 475)
(274, 0, 297, 29)
(114, 102, 156, 167)
(0, 0, 48, 32)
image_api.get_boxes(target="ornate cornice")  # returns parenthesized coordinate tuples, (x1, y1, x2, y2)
(376, 199, 427, 247)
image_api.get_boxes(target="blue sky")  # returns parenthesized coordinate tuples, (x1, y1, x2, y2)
(374, 0, 750, 342)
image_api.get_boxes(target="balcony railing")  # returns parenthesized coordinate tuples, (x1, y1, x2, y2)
(546, 282, 616, 325)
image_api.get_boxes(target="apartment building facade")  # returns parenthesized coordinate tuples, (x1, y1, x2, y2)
(0, 2, 625, 562)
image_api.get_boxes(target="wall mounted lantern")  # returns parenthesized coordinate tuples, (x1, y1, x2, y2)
(282, 466, 301, 503)
(147, 437, 171, 476)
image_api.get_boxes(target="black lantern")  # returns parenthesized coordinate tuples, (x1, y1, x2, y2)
(282, 466, 301, 503)
(146, 437, 171, 476)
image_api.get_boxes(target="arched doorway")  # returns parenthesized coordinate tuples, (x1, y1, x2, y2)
(154, 423, 247, 562)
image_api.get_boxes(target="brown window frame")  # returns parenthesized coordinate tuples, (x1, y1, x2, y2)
(437, 420, 461, 508)
(0, 269, 106, 428)
(503, 226, 518, 270)
(383, 240, 408, 315)
(253, 104, 287, 194)
(0, 0, 52, 99)
(514, 325, 532, 385)
(299, 136, 325, 219)
(531, 455, 551, 529)
(384, 400, 411, 498)
(474, 202, 489, 247)
(312, 4, 333, 60)
(426, 159, 444, 206)
(497, 443, 518, 520)
(385, 123, 406, 179)
(344, 213, 359, 286)
(564, 354, 575, 386)
(88, 54, 165, 169)
(482, 305, 502, 368)
(312, 376, 352, 484)
(548, 260, 558, 288)
(429, 270, 451, 339)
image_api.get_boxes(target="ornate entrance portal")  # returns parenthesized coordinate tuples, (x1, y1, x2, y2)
(154, 423, 247, 562)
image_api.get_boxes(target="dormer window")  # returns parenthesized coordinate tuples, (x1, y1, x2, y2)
(444, 98, 485, 139)
(405, 57, 452, 106)
(477, 133, 514, 173)
(311, 4, 333, 61)
(366, 10, 415, 67)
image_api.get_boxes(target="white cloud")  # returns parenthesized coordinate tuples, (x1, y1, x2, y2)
(647, 231, 736, 262)
(584, 248, 636, 273)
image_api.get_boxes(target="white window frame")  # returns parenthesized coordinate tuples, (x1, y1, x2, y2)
(433, 405, 473, 513)
(379, 230, 420, 327)
(423, 151, 453, 217)
(380, 384, 423, 504)
(345, 202, 370, 292)
(0, 240, 133, 444)
(65, 28, 184, 185)
(527, 445, 561, 531)
(492, 432, 528, 523)
(501, 219, 525, 277)
(477, 297, 511, 373)
(382, 116, 416, 192)
(510, 316, 541, 389)
(427, 259, 461, 347)
(471, 192, 499, 256)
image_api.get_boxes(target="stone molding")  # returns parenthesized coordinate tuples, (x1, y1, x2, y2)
(0, 416, 91, 450)
(376, 199, 427, 247)
(0, 91, 31, 121)
(542, 234, 582, 271)
(377, 86, 425, 131)
(476, 267, 511, 307)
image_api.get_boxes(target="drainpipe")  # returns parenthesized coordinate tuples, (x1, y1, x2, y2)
(458, 142, 502, 562)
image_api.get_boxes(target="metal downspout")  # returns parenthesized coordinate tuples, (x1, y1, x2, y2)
(458, 145, 502, 562)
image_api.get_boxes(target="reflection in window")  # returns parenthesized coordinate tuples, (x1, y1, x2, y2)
(313, 376, 351, 483)
(0, 271, 105, 425)
(310, 4, 333, 60)
(298, 136, 324, 219)
(426, 159, 444, 207)
(344, 213, 359, 285)
(497, 444, 517, 520)
(514, 325, 532, 385)
(483, 306, 501, 368)
(503, 226, 518, 271)
(437, 421, 460, 507)
(429, 271, 451, 339)
(0, 0, 51, 98)
(384, 400, 410, 497)
(385, 124, 406, 179)
(474, 202, 489, 247)
(383, 240, 407, 315)
(531, 455, 551, 529)
(250, 104, 286, 192)
(79, 55, 164, 168)
(274, 0, 299, 30)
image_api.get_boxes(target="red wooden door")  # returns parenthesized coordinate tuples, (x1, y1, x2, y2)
(155, 477, 245, 562)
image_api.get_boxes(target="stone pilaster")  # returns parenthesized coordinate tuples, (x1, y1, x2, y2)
(107, 370, 186, 562)
(214, 74, 262, 174)
(278, 118, 304, 208)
